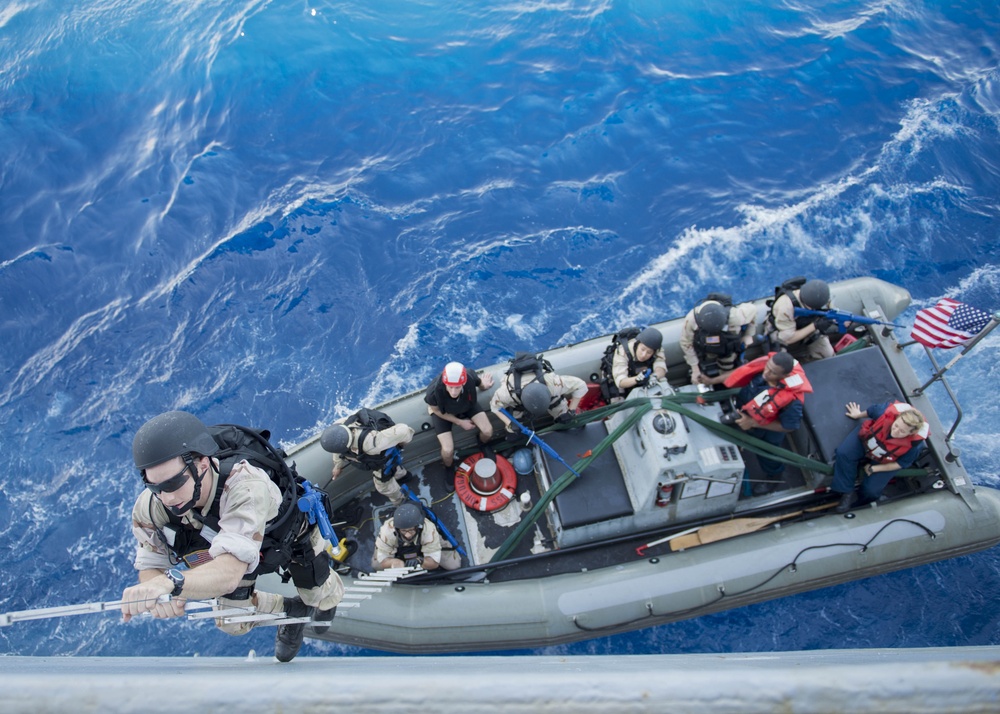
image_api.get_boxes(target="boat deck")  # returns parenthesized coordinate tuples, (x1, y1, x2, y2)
(329, 344, 936, 587)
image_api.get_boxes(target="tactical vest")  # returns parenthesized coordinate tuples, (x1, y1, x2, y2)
(692, 297, 744, 367)
(766, 277, 819, 332)
(393, 527, 425, 562)
(598, 327, 648, 402)
(158, 424, 305, 577)
(342, 408, 397, 474)
(504, 352, 559, 409)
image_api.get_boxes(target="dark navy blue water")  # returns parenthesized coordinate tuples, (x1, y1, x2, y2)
(1, 0, 998, 658)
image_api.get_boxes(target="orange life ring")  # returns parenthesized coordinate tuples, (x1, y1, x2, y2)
(455, 452, 518, 512)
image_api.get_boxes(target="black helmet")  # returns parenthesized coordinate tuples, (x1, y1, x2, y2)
(694, 301, 727, 333)
(520, 381, 551, 418)
(132, 411, 218, 471)
(320, 424, 350, 453)
(636, 327, 663, 351)
(393, 502, 424, 530)
(799, 279, 830, 310)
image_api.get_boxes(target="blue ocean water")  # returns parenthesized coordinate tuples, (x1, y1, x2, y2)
(1, 0, 998, 658)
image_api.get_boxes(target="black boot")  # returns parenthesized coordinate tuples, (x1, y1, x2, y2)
(835, 492, 858, 514)
(275, 597, 310, 662)
(311, 606, 337, 635)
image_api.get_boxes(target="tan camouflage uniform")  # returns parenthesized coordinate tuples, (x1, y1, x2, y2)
(131, 460, 344, 635)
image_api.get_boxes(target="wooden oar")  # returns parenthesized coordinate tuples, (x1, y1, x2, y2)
(635, 526, 701, 556)
(669, 503, 836, 551)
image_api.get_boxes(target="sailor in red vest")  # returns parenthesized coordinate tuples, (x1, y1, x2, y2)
(832, 401, 929, 512)
(723, 351, 813, 496)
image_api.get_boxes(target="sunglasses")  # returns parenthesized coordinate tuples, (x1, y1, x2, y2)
(142, 457, 196, 495)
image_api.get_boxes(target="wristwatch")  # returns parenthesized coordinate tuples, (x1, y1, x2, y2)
(165, 568, 185, 597)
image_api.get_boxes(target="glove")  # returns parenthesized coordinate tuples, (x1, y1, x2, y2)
(813, 317, 835, 333)
(634, 369, 651, 387)
(555, 412, 574, 425)
(404, 558, 421, 568)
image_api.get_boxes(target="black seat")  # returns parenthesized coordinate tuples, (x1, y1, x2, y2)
(801, 345, 906, 463)
(540, 423, 633, 529)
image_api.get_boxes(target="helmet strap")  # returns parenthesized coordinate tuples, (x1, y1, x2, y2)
(164, 454, 206, 516)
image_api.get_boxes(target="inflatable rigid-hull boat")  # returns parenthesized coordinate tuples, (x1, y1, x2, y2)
(263, 277, 1000, 653)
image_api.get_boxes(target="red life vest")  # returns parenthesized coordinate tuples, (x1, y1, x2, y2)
(724, 353, 813, 426)
(857, 402, 929, 463)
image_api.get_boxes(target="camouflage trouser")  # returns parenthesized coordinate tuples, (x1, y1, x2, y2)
(373, 466, 406, 506)
(216, 526, 345, 636)
(294, 525, 346, 611)
(769, 330, 834, 363)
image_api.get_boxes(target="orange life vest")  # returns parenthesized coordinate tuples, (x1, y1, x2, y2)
(857, 402, 929, 463)
(724, 353, 813, 426)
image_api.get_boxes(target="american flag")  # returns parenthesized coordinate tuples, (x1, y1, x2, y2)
(181, 550, 215, 568)
(910, 298, 993, 349)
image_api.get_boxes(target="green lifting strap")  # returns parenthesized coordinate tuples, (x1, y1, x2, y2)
(657, 396, 834, 474)
(650, 391, 927, 478)
(488, 383, 929, 564)
(655, 395, 925, 476)
(489, 400, 653, 563)
(543, 387, 817, 469)
(552, 391, 834, 474)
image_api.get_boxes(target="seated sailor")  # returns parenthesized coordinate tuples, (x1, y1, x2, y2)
(372, 502, 461, 571)
(764, 277, 837, 363)
(679, 294, 758, 386)
(833, 401, 929, 512)
(424, 361, 495, 469)
(723, 352, 813, 495)
(320, 407, 415, 507)
(490, 351, 588, 433)
(598, 326, 667, 403)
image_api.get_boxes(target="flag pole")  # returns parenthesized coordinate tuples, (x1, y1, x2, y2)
(911, 312, 1000, 397)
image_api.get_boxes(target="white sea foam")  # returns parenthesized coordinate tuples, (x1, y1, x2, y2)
(0, 297, 130, 408)
(602, 86, 989, 326)
(947, 264, 1000, 299)
(494, 0, 612, 22)
(791, 0, 897, 40)
(0, 245, 63, 272)
(361, 322, 425, 406)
